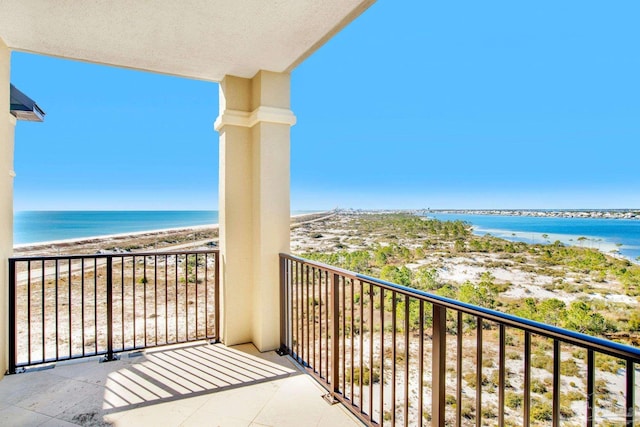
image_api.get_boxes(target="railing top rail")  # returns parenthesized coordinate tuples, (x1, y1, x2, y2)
(281, 253, 640, 361)
(10, 249, 219, 262)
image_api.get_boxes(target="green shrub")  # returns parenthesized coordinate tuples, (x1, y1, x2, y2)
(505, 391, 523, 409)
(531, 399, 552, 421)
(532, 354, 553, 372)
(560, 359, 580, 377)
(531, 378, 547, 394)
(461, 402, 475, 420)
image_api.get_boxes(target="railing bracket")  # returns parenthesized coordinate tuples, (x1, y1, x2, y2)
(322, 393, 339, 405)
(275, 346, 288, 356)
(99, 354, 120, 363)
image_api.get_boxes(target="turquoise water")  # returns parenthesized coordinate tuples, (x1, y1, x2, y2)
(427, 213, 640, 262)
(15, 211, 218, 244)
(14, 210, 315, 245)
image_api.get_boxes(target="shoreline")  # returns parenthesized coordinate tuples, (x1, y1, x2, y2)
(13, 211, 331, 252)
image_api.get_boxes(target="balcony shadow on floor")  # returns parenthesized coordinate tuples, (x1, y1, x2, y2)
(101, 342, 300, 415)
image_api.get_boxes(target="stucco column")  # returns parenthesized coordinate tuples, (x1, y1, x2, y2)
(215, 71, 295, 351)
(0, 38, 14, 378)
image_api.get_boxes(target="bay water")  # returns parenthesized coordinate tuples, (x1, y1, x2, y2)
(427, 213, 640, 262)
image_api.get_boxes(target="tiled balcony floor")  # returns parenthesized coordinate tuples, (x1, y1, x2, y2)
(0, 342, 361, 427)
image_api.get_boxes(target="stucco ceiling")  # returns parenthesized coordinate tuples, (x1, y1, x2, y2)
(0, 0, 375, 81)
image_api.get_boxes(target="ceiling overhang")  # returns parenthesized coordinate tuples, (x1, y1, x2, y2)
(0, 0, 375, 81)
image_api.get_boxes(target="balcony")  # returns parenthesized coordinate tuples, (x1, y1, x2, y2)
(3, 250, 360, 426)
(4, 250, 639, 426)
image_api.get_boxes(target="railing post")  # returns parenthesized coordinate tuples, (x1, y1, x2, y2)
(7, 259, 16, 374)
(101, 256, 117, 362)
(214, 250, 220, 342)
(432, 304, 446, 427)
(626, 359, 635, 427)
(324, 272, 340, 404)
(276, 255, 288, 356)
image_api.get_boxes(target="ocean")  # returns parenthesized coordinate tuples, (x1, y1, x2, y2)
(14, 210, 314, 245)
(427, 213, 640, 263)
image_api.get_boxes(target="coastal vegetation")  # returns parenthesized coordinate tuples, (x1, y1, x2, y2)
(292, 212, 640, 425)
(297, 213, 640, 341)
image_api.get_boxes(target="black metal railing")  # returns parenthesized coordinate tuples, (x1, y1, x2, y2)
(280, 253, 640, 427)
(9, 250, 219, 373)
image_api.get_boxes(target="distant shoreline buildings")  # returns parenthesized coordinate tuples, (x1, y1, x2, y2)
(424, 209, 640, 220)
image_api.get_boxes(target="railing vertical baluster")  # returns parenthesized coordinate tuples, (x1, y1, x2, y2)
(456, 311, 462, 426)
(67, 258, 71, 356)
(93, 258, 97, 354)
(306, 265, 310, 365)
(524, 331, 531, 427)
(379, 287, 384, 424)
(38, 260, 42, 363)
(626, 360, 635, 426)
(121, 256, 125, 350)
(194, 254, 198, 339)
(391, 290, 397, 426)
(175, 254, 178, 342)
(587, 349, 594, 427)
(418, 300, 424, 427)
(342, 276, 346, 396)
(49, 260, 54, 362)
(313, 267, 317, 369)
(204, 254, 208, 339)
(552, 340, 560, 427)
(165, 254, 169, 342)
(216, 252, 222, 341)
(368, 283, 374, 420)
(144, 255, 147, 347)
(105, 257, 114, 361)
(319, 268, 323, 377)
(155, 255, 158, 344)
(279, 256, 286, 353)
(350, 278, 355, 403)
(359, 279, 364, 411)
(295, 261, 300, 361)
(330, 272, 340, 401)
(133, 256, 136, 348)
(288, 259, 292, 353)
(476, 317, 482, 427)
(498, 324, 505, 427)
(185, 254, 189, 341)
(432, 304, 446, 427)
(325, 270, 329, 380)
(27, 261, 32, 364)
(80, 259, 85, 356)
(8, 260, 16, 374)
(67, 258, 71, 357)
(403, 295, 409, 427)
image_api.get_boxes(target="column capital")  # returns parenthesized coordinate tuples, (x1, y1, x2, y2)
(214, 105, 296, 131)
(215, 71, 295, 132)
(8, 114, 16, 126)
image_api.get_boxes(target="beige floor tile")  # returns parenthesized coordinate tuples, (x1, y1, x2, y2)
(56, 394, 116, 426)
(0, 343, 361, 427)
(14, 378, 103, 418)
(113, 400, 193, 426)
(0, 405, 52, 426)
(181, 413, 252, 427)
(39, 417, 83, 427)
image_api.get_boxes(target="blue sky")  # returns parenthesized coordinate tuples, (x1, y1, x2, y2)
(10, 0, 640, 211)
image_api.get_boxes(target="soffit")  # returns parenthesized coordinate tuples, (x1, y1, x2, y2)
(0, 0, 375, 81)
